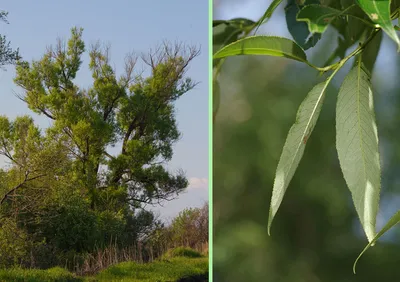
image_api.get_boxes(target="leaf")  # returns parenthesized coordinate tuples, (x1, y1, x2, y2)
(213, 36, 308, 64)
(336, 60, 381, 243)
(356, 0, 400, 49)
(213, 18, 256, 54)
(213, 24, 241, 54)
(268, 75, 336, 234)
(357, 30, 383, 74)
(255, 0, 284, 32)
(297, 5, 342, 34)
(353, 210, 400, 273)
(353, 210, 400, 272)
(285, 0, 322, 50)
(390, 0, 400, 15)
(325, 1, 373, 66)
(213, 78, 220, 123)
(213, 18, 256, 67)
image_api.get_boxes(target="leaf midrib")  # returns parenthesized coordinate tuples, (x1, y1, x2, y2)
(215, 48, 304, 61)
(284, 82, 329, 184)
(356, 59, 371, 240)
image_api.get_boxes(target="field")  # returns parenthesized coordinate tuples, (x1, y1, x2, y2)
(0, 249, 209, 282)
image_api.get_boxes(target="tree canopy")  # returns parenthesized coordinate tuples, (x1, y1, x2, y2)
(0, 26, 200, 268)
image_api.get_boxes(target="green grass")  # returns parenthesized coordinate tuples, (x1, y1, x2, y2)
(0, 254, 208, 282)
(0, 266, 81, 282)
(92, 257, 208, 282)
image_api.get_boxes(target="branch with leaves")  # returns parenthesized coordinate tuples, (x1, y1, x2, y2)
(213, 0, 400, 273)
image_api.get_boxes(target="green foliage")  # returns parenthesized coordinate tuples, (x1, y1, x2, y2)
(357, 0, 400, 50)
(0, 267, 80, 282)
(0, 27, 199, 271)
(163, 247, 203, 259)
(268, 72, 338, 234)
(169, 205, 209, 248)
(0, 256, 208, 281)
(354, 210, 400, 273)
(297, 5, 342, 34)
(42, 196, 98, 252)
(95, 257, 208, 282)
(285, 0, 322, 50)
(214, 0, 400, 272)
(254, 0, 283, 31)
(0, 218, 30, 267)
(336, 60, 381, 242)
(0, 10, 20, 68)
(213, 79, 220, 123)
(214, 36, 308, 63)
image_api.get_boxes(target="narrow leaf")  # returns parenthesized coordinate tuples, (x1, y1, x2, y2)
(213, 18, 256, 67)
(213, 36, 308, 64)
(297, 5, 342, 34)
(268, 76, 335, 234)
(213, 78, 220, 123)
(356, 0, 400, 49)
(336, 61, 381, 243)
(356, 31, 383, 74)
(354, 210, 400, 273)
(255, 0, 284, 32)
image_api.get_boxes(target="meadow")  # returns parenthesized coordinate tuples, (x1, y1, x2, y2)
(0, 247, 208, 282)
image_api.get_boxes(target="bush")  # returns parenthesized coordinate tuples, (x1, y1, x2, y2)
(164, 247, 203, 259)
(0, 218, 30, 267)
(96, 210, 127, 247)
(169, 204, 208, 248)
(42, 196, 98, 253)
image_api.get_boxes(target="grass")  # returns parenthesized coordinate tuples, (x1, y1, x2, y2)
(0, 249, 208, 282)
(0, 267, 81, 282)
(92, 256, 208, 282)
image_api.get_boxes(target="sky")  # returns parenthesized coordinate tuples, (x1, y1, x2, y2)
(0, 0, 209, 220)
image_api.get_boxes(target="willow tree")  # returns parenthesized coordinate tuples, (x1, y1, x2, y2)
(7, 27, 199, 211)
(0, 10, 20, 68)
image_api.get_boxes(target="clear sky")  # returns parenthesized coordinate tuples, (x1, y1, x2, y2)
(0, 0, 209, 220)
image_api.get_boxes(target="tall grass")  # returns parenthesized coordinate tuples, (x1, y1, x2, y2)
(71, 241, 208, 275)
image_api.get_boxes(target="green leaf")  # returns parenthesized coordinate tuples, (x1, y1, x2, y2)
(325, 1, 373, 66)
(357, 30, 383, 74)
(390, 0, 400, 15)
(213, 36, 308, 64)
(213, 78, 220, 123)
(336, 60, 381, 243)
(297, 5, 342, 34)
(356, 0, 400, 49)
(353, 210, 400, 273)
(268, 74, 336, 234)
(255, 0, 284, 32)
(285, 0, 321, 50)
(213, 18, 256, 67)
(213, 18, 256, 54)
(213, 24, 241, 54)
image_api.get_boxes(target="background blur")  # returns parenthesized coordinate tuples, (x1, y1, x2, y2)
(213, 0, 400, 281)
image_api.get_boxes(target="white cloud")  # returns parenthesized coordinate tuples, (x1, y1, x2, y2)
(188, 177, 208, 190)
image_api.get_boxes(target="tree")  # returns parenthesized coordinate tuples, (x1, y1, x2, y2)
(0, 27, 199, 267)
(9, 27, 199, 211)
(0, 10, 20, 68)
(213, 0, 400, 276)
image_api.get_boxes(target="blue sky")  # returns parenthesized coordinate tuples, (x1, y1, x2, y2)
(0, 0, 209, 220)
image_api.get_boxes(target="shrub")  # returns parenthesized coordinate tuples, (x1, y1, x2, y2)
(0, 218, 30, 267)
(164, 247, 203, 259)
